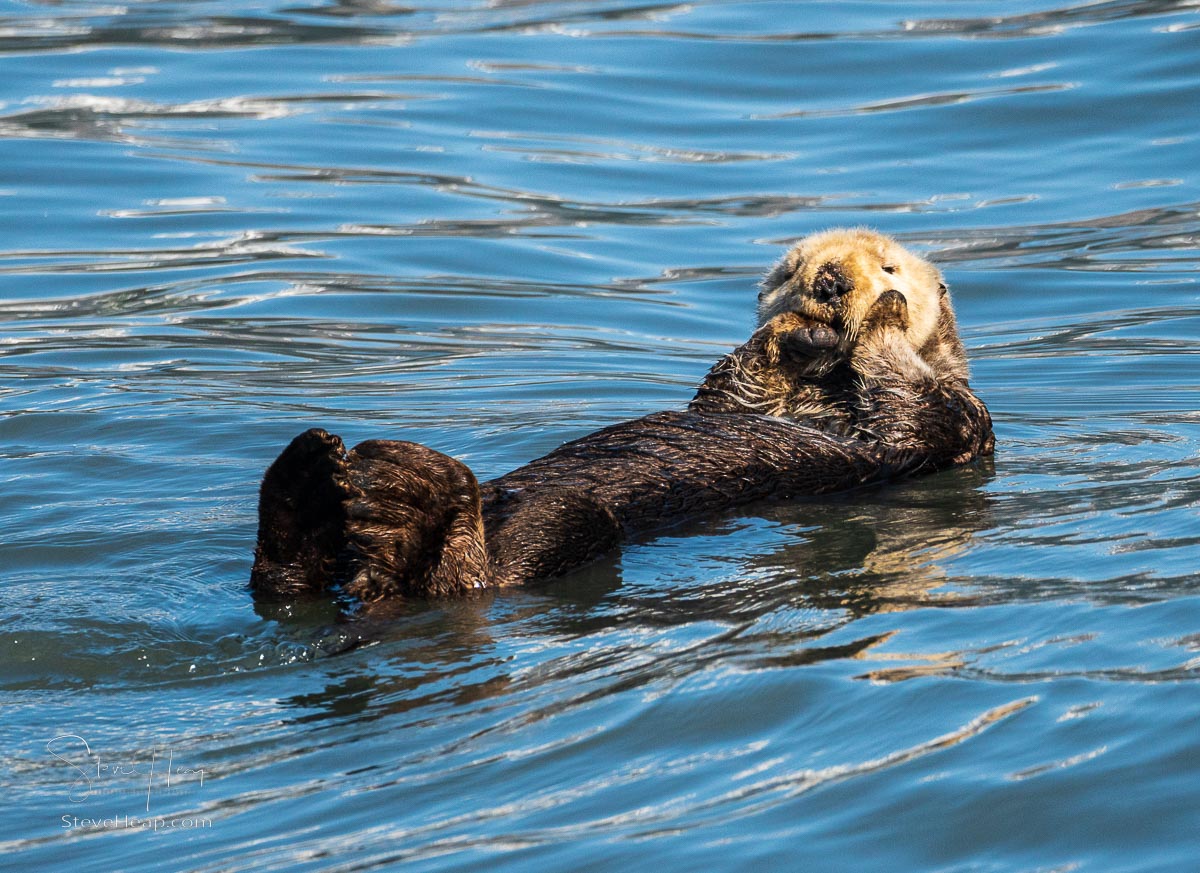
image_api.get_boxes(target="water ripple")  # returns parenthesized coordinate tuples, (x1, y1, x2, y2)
(3, 0, 1200, 869)
(758, 82, 1075, 120)
(915, 202, 1200, 271)
(0, 91, 407, 146)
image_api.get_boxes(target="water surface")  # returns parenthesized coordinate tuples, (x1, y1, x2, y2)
(1, 1, 1199, 870)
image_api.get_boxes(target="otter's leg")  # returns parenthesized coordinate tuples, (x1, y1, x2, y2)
(482, 487, 623, 587)
(340, 440, 490, 601)
(251, 428, 352, 598)
(851, 291, 994, 466)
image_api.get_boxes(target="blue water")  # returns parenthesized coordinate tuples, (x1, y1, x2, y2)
(2, 1, 1198, 870)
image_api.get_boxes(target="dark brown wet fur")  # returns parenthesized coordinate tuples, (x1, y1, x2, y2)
(250, 289, 993, 604)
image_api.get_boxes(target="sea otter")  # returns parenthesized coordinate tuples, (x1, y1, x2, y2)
(250, 230, 992, 605)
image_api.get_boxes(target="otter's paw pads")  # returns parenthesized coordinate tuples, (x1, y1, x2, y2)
(784, 323, 839, 351)
(765, 317, 840, 365)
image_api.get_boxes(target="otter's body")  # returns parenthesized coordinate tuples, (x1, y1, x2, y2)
(251, 230, 993, 606)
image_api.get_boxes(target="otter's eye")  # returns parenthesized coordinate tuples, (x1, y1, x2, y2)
(882, 264, 898, 275)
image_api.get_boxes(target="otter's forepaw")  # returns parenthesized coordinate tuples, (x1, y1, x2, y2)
(762, 312, 841, 366)
(851, 291, 937, 386)
(860, 290, 910, 335)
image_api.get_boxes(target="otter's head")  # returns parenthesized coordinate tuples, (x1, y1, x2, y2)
(757, 228, 949, 358)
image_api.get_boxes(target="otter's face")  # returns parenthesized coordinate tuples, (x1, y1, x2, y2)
(757, 228, 945, 352)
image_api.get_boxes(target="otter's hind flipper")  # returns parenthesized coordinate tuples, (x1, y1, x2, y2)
(341, 440, 490, 601)
(251, 428, 352, 598)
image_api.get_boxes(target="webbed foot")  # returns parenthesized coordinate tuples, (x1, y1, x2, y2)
(251, 428, 352, 598)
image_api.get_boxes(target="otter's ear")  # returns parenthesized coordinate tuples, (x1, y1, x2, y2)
(759, 257, 794, 297)
(938, 283, 948, 298)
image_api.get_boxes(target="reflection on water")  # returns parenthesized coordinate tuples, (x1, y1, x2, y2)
(1, 0, 1199, 870)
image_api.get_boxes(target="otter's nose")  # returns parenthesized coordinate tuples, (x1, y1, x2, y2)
(813, 264, 851, 306)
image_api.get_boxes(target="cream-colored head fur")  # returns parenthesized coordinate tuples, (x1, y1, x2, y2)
(757, 228, 946, 353)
